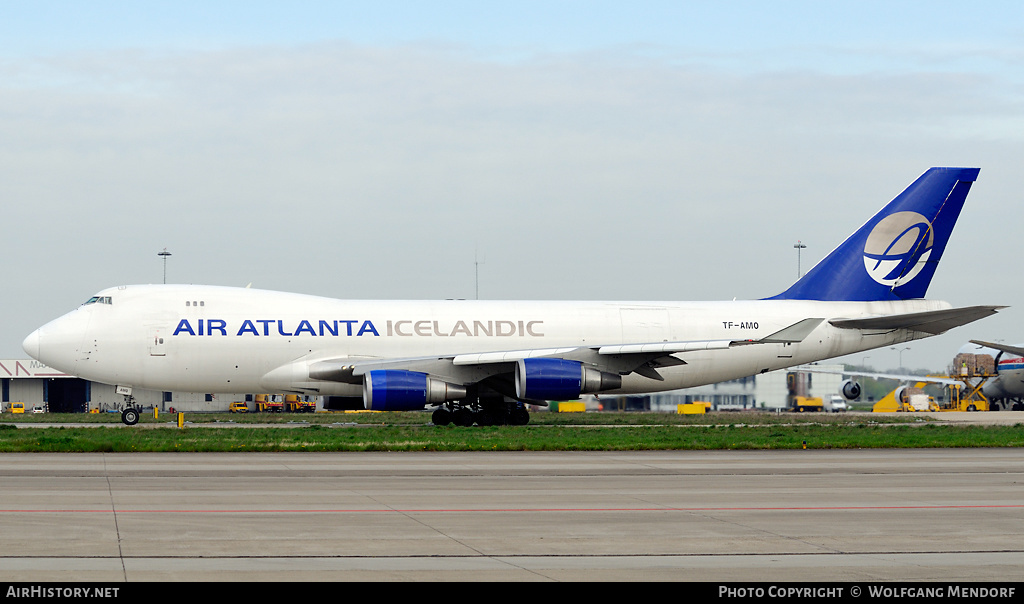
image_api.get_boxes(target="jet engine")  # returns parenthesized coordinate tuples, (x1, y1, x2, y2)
(363, 370, 467, 411)
(839, 379, 862, 400)
(514, 358, 621, 401)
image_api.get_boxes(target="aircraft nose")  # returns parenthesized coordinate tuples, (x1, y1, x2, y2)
(22, 329, 40, 360)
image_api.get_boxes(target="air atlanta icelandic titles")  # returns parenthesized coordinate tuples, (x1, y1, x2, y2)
(170, 317, 547, 338)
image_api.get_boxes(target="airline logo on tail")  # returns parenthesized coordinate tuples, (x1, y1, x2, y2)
(863, 211, 934, 287)
(769, 167, 978, 302)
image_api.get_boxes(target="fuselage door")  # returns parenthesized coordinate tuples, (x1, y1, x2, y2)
(148, 327, 167, 357)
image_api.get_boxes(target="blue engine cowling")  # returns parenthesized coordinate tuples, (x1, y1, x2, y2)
(514, 358, 622, 401)
(363, 370, 467, 411)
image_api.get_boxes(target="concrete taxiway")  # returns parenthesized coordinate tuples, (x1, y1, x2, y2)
(0, 448, 1023, 581)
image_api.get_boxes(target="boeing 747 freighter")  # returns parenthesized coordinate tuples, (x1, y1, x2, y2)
(23, 168, 1001, 425)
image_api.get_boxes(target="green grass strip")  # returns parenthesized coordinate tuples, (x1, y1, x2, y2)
(0, 423, 1022, 452)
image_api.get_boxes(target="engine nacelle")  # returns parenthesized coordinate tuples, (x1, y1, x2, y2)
(839, 379, 862, 400)
(893, 385, 909, 404)
(515, 358, 622, 401)
(363, 370, 467, 411)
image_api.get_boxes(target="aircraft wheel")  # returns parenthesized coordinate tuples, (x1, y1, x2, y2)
(453, 408, 474, 427)
(474, 410, 492, 426)
(432, 408, 452, 426)
(121, 408, 140, 426)
(470, 407, 500, 427)
(509, 406, 530, 426)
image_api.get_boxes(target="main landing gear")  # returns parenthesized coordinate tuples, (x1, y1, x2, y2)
(990, 397, 1024, 411)
(431, 401, 530, 427)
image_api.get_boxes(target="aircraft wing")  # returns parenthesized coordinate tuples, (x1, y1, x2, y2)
(309, 318, 826, 387)
(829, 306, 1005, 335)
(970, 340, 1024, 357)
(792, 365, 963, 386)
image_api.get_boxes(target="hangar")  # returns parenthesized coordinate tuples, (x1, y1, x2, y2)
(598, 364, 845, 412)
(0, 358, 274, 413)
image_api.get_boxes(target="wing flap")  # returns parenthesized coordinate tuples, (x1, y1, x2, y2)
(597, 340, 732, 355)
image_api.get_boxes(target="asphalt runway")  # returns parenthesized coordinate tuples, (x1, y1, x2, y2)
(0, 448, 1023, 582)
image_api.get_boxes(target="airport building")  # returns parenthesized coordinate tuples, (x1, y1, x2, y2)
(1, 359, 259, 413)
(597, 364, 846, 412)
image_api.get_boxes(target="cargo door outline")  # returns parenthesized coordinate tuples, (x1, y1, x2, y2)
(619, 308, 671, 343)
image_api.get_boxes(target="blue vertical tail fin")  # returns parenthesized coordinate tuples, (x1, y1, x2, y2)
(769, 167, 979, 302)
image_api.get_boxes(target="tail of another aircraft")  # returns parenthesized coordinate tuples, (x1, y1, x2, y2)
(770, 167, 979, 302)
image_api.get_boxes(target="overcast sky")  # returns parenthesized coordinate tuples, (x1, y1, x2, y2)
(2, 1, 1022, 371)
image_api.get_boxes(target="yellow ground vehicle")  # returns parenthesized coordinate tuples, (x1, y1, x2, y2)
(873, 383, 940, 412)
(791, 395, 824, 412)
(939, 383, 990, 412)
(787, 372, 823, 412)
(254, 394, 283, 412)
(229, 402, 249, 413)
(10, 402, 24, 414)
(284, 395, 316, 413)
(938, 352, 996, 411)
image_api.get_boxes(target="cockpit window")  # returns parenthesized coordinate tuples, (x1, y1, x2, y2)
(83, 296, 112, 305)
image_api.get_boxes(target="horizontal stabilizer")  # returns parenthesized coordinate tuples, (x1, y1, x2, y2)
(970, 340, 1024, 358)
(830, 305, 1004, 335)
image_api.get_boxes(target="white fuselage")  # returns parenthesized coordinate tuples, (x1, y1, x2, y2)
(985, 355, 1024, 401)
(24, 284, 950, 397)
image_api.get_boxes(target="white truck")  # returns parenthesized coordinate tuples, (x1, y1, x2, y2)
(827, 396, 848, 412)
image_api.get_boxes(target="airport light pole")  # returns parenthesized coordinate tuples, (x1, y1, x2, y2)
(794, 240, 807, 278)
(474, 249, 484, 300)
(891, 346, 910, 371)
(158, 248, 171, 284)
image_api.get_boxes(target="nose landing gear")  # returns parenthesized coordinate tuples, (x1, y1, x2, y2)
(118, 389, 141, 425)
(121, 406, 141, 426)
